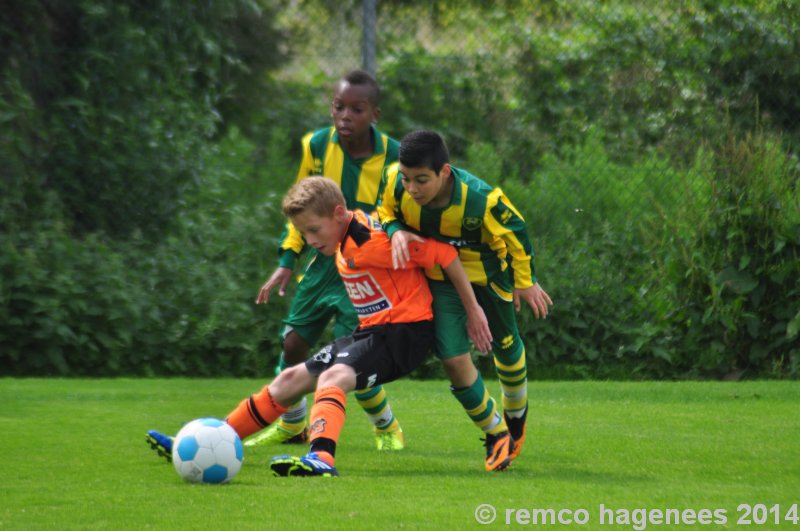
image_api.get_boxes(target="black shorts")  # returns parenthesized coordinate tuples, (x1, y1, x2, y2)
(305, 321, 435, 389)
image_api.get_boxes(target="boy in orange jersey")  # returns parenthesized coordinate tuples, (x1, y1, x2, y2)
(151, 176, 505, 477)
(260, 176, 498, 475)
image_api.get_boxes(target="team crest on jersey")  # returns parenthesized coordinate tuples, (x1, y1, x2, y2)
(341, 271, 391, 315)
(462, 217, 483, 231)
(311, 157, 323, 174)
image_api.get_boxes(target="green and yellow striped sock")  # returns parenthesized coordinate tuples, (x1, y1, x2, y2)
(494, 348, 528, 418)
(354, 385, 399, 432)
(451, 373, 506, 435)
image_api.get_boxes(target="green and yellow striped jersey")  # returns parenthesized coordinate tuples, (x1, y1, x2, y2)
(278, 125, 399, 268)
(378, 163, 537, 290)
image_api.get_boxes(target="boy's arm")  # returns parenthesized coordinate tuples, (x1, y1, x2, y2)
(276, 132, 317, 270)
(377, 163, 404, 237)
(485, 188, 553, 318)
(255, 267, 293, 305)
(377, 164, 425, 268)
(514, 283, 553, 318)
(397, 238, 493, 353)
(441, 255, 493, 354)
(343, 229, 441, 271)
(257, 133, 316, 304)
(485, 189, 536, 288)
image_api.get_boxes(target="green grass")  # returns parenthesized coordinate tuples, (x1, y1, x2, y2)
(1, 379, 798, 530)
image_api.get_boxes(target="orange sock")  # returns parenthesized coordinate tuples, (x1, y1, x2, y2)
(225, 385, 288, 439)
(308, 386, 347, 463)
(313, 450, 336, 467)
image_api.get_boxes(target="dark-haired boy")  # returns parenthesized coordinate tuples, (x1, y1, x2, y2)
(252, 70, 406, 449)
(378, 130, 552, 464)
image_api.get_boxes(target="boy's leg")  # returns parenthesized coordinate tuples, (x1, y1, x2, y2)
(250, 253, 339, 445)
(429, 280, 512, 471)
(258, 328, 316, 443)
(332, 286, 403, 449)
(353, 386, 403, 449)
(252, 253, 403, 449)
(442, 354, 504, 433)
(306, 363, 357, 466)
(270, 322, 433, 477)
(475, 282, 529, 459)
(268, 385, 345, 478)
(146, 365, 314, 462)
(270, 342, 360, 477)
(226, 364, 316, 439)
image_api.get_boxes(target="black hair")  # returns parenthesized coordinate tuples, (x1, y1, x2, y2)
(339, 69, 380, 106)
(399, 130, 450, 172)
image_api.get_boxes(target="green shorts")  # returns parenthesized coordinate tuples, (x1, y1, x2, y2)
(282, 251, 358, 347)
(429, 275, 523, 360)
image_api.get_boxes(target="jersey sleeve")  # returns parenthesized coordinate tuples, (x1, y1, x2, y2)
(483, 188, 537, 288)
(377, 163, 406, 238)
(277, 132, 316, 269)
(344, 235, 457, 271)
(342, 213, 456, 272)
(406, 239, 458, 270)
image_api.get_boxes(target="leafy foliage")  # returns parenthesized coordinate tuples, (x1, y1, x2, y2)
(2, 0, 799, 378)
(0, 128, 294, 376)
(1, 0, 286, 240)
(644, 132, 800, 377)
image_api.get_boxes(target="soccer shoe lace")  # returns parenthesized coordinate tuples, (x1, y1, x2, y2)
(243, 422, 307, 447)
(146, 430, 174, 463)
(269, 453, 339, 477)
(375, 427, 404, 451)
(483, 431, 513, 472)
(505, 405, 528, 461)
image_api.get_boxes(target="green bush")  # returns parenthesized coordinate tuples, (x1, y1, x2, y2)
(478, 129, 798, 379)
(0, 129, 294, 377)
(645, 132, 800, 377)
(0, 0, 288, 241)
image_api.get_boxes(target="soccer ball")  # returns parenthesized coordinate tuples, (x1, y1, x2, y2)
(172, 418, 243, 484)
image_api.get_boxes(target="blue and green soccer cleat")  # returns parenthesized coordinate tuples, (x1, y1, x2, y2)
(269, 453, 339, 477)
(146, 430, 174, 463)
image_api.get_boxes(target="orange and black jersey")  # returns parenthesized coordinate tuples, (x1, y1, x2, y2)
(336, 210, 458, 327)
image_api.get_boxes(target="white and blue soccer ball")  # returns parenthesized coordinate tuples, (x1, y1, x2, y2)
(172, 418, 243, 484)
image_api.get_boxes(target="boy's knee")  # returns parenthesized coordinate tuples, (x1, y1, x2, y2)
(282, 331, 310, 365)
(441, 353, 478, 388)
(318, 364, 356, 391)
(270, 364, 312, 405)
(492, 340, 525, 367)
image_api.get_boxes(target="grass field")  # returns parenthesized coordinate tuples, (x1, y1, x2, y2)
(1, 378, 798, 530)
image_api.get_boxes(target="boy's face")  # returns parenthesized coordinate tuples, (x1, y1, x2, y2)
(290, 205, 349, 256)
(399, 163, 452, 207)
(331, 82, 379, 142)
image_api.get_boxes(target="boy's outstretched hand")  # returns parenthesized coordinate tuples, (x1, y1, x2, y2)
(256, 267, 293, 304)
(514, 283, 553, 318)
(390, 230, 426, 269)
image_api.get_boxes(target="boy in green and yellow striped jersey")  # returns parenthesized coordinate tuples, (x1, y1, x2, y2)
(252, 70, 404, 451)
(378, 130, 552, 465)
